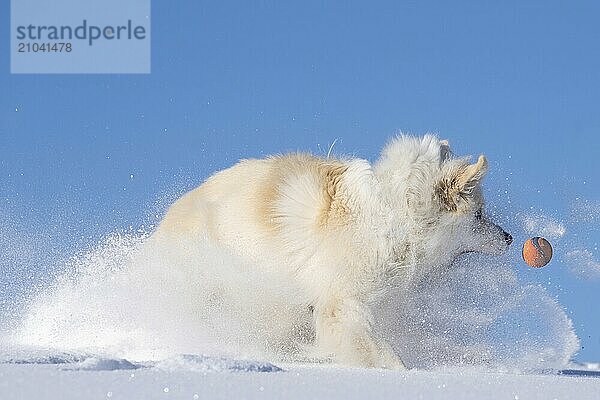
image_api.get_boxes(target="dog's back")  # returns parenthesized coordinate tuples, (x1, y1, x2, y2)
(154, 154, 369, 273)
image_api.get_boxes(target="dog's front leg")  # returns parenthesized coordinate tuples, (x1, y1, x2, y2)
(315, 297, 405, 369)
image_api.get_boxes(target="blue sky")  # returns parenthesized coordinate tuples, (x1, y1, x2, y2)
(1, 1, 599, 361)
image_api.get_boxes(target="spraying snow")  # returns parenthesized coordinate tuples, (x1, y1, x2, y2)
(3, 224, 579, 371)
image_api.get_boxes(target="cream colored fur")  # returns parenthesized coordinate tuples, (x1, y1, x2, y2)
(153, 135, 512, 368)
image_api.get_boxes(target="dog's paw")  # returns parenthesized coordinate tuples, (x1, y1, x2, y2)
(380, 354, 406, 370)
(376, 346, 406, 370)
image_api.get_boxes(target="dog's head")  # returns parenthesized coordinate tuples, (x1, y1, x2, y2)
(375, 135, 512, 264)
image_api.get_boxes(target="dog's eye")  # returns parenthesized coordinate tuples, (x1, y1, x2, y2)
(474, 209, 483, 220)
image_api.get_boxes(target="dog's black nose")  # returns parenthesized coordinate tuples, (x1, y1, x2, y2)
(503, 231, 513, 246)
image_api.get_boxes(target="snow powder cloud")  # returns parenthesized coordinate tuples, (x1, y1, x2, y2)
(522, 214, 566, 240)
(565, 249, 600, 280)
(570, 198, 600, 224)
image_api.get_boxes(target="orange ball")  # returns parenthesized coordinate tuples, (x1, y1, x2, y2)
(522, 237, 553, 268)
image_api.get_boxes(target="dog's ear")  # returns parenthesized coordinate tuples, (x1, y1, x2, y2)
(439, 139, 451, 161)
(437, 155, 488, 211)
(457, 155, 488, 191)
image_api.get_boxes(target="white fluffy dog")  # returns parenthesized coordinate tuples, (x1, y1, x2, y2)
(153, 135, 512, 369)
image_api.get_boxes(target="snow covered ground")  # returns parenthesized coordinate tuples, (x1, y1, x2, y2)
(1, 355, 599, 400)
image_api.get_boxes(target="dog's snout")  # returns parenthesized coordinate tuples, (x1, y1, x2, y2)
(503, 231, 513, 246)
